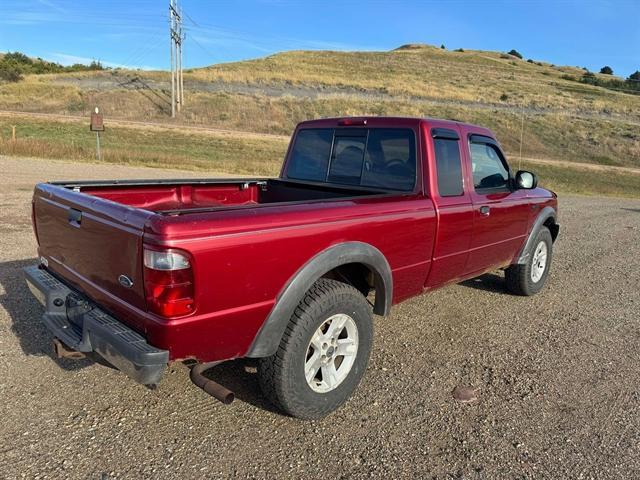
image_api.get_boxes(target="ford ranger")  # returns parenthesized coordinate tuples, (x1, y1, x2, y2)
(24, 117, 559, 419)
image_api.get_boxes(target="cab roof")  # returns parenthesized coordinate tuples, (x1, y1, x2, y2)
(296, 116, 494, 137)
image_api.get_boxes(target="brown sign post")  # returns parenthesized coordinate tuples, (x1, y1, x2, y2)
(90, 107, 104, 160)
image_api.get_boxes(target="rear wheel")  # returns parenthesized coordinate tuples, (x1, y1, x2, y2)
(505, 226, 553, 296)
(257, 278, 373, 419)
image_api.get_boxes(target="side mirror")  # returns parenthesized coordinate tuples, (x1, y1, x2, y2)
(515, 170, 537, 189)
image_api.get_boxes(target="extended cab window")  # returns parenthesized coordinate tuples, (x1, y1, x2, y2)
(433, 137, 463, 197)
(469, 141, 509, 191)
(286, 128, 416, 191)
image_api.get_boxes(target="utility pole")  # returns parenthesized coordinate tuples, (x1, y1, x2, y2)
(169, 0, 184, 117)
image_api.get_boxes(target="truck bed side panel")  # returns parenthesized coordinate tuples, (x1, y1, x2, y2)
(143, 196, 436, 361)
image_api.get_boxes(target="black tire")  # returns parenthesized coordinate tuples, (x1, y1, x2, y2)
(257, 278, 373, 419)
(505, 226, 553, 296)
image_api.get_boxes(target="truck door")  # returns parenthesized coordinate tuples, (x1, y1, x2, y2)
(425, 127, 474, 288)
(464, 134, 530, 273)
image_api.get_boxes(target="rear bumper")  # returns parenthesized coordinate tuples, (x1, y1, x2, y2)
(24, 265, 169, 385)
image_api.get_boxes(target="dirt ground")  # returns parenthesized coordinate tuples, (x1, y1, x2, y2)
(1, 156, 639, 479)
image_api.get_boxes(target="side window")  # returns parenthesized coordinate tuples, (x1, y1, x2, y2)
(433, 138, 464, 197)
(469, 142, 509, 190)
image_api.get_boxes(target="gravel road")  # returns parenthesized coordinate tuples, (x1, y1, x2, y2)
(1, 156, 639, 479)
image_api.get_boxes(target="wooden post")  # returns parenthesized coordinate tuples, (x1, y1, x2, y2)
(11, 125, 16, 141)
(96, 131, 101, 160)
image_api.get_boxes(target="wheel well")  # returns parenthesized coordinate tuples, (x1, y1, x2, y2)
(321, 263, 378, 310)
(543, 217, 559, 242)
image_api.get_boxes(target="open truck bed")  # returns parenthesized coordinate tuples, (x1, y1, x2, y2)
(57, 177, 387, 215)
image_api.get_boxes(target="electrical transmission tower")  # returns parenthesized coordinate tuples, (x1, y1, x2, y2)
(169, 0, 184, 117)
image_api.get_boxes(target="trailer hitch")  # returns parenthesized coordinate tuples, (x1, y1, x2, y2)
(53, 338, 86, 360)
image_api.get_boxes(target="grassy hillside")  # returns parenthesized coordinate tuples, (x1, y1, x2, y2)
(1, 115, 639, 198)
(0, 44, 639, 196)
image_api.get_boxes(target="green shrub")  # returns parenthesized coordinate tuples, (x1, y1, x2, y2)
(599, 66, 613, 75)
(508, 49, 523, 59)
(0, 51, 105, 76)
(0, 64, 23, 82)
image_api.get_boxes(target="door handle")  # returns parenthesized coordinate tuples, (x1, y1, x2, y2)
(479, 205, 490, 216)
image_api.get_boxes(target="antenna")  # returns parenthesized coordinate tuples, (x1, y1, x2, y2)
(518, 103, 525, 171)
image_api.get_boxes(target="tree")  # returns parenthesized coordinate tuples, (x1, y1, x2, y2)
(508, 49, 523, 59)
(440, 44, 445, 50)
(599, 66, 613, 75)
(0, 64, 23, 82)
(628, 71, 640, 81)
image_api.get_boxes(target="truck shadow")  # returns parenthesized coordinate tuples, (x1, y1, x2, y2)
(0, 258, 98, 371)
(459, 273, 507, 294)
(193, 360, 282, 414)
(0, 259, 278, 409)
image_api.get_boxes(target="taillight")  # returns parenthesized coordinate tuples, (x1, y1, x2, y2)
(143, 248, 194, 317)
(31, 201, 40, 245)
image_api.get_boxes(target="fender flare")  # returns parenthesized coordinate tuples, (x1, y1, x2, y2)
(516, 206, 558, 264)
(246, 241, 393, 358)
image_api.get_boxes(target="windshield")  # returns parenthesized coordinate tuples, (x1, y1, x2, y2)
(285, 128, 417, 191)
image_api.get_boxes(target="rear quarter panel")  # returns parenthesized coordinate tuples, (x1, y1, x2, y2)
(144, 195, 436, 361)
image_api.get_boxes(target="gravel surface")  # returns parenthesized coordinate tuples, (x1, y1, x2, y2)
(1, 156, 639, 479)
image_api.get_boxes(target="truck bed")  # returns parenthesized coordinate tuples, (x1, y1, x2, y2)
(57, 178, 386, 214)
(31, 177, 397, 340)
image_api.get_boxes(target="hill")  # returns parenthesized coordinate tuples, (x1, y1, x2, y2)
(0, 44, 639, 196)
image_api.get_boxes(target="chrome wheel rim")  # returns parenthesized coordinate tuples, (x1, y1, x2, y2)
(531, 241, 548, 283)
(305, 313, 358, 393)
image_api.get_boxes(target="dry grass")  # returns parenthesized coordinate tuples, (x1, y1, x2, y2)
(0, 116, 287, 175)
(1, 114, 638, 198)
(193, 47, 640, 117)
(0, 44, 639, 189)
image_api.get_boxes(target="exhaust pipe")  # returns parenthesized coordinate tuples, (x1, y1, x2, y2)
(190, 362, 235, 405)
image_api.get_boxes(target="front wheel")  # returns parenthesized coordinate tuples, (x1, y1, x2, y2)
(257, 278, 373, 419)
(505, 226, 553, 296)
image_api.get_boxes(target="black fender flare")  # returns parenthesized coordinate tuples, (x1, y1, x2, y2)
(516, 206, 558, 264)
(246, 241, 393, 358)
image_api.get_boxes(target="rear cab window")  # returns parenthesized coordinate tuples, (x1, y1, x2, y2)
(286, 127, 416, 191)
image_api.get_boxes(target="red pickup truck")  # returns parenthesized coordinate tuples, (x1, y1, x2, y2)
(25, 117, 558, 419)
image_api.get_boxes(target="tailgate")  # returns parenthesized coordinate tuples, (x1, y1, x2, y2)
(33, 183, 152, 324)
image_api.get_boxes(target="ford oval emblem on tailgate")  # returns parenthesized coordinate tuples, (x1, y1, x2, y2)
(118, 275, 134, 288)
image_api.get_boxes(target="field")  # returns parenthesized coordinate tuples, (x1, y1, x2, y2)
(0, 44, 639, 197)
(1, 113, 640, 198)
(3, 42, 640, 480)
(1, 156, 640, 478)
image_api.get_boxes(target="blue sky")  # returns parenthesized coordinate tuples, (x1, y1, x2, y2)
(1, 0, 638, 77)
